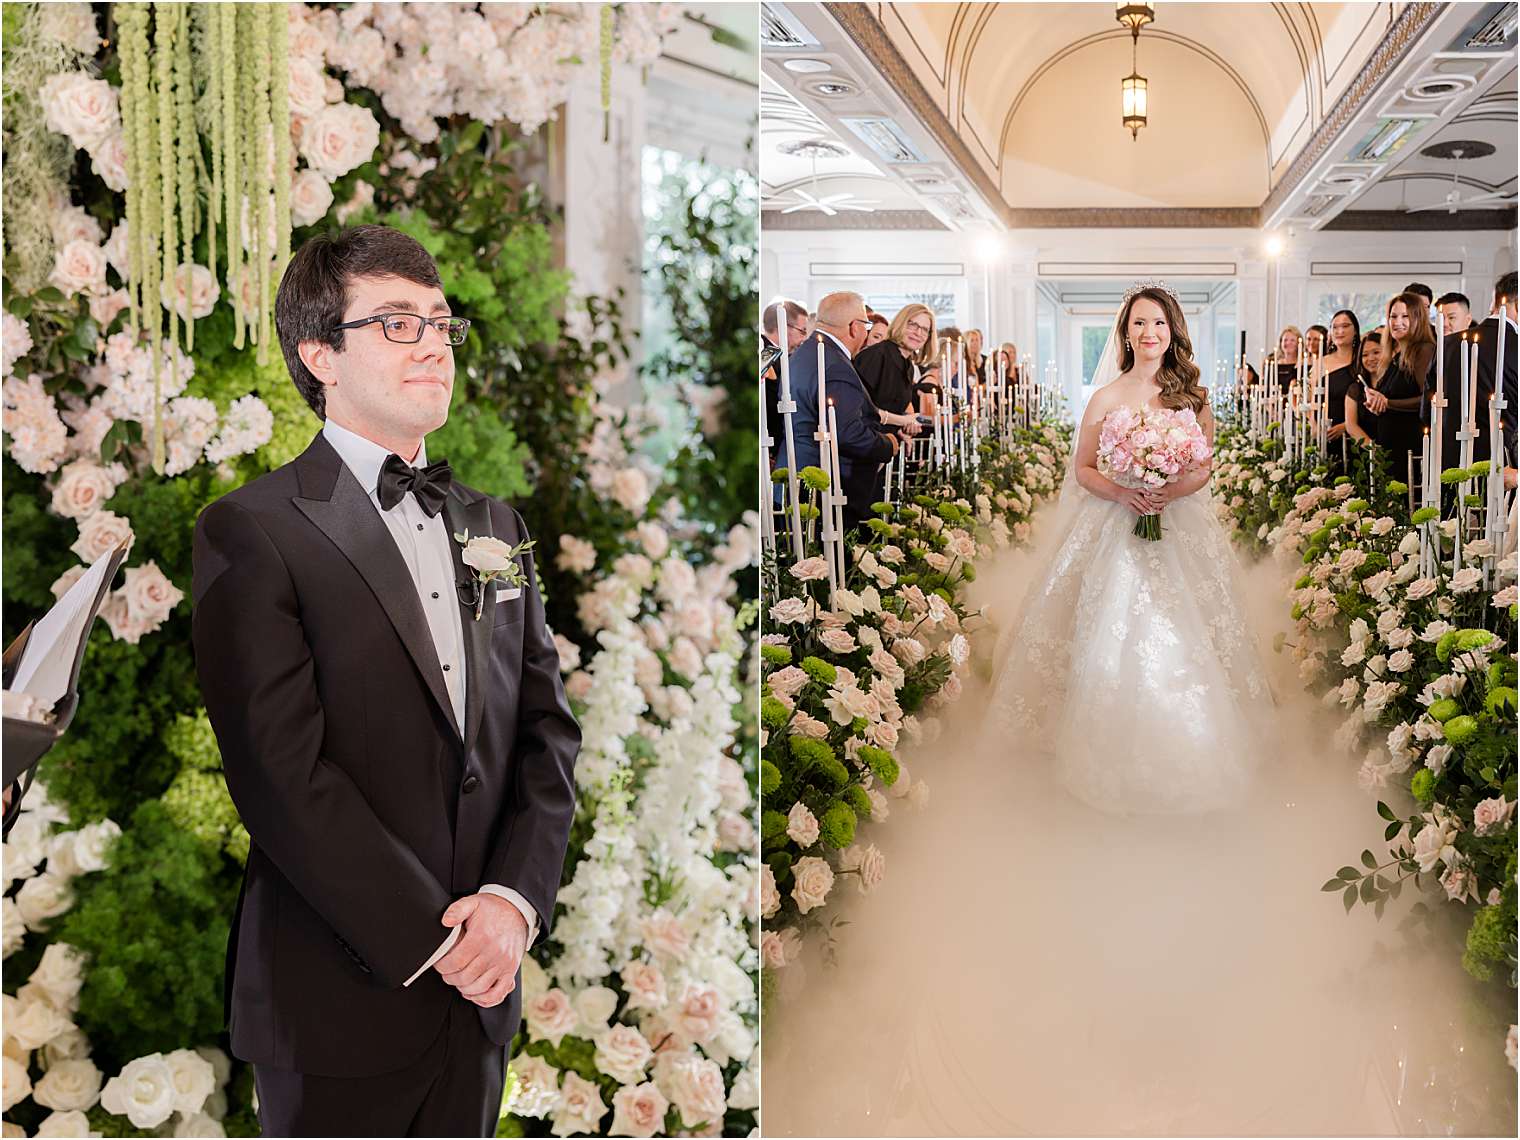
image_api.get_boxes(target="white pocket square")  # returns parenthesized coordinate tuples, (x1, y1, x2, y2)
(497, 586, 523, 602)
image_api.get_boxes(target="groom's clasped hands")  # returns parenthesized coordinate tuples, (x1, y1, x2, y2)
(432, 893, 529, 1008)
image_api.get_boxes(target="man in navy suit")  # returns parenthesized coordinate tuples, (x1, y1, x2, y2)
(790, 291, 898, 531)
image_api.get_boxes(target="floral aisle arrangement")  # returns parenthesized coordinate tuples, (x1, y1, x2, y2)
(757, 423, 1068, 989)
(2, 3, 756, 1137)
(1212, 421, 1517, 1068)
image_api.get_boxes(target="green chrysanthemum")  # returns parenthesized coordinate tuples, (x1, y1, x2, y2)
(761, 644, 793, 667)
(761, 809, 789, 844)
(1410, 507, 1439, 525)
(1409, 768, 1435, 805)
(1427, 698, 1460, 723)
(857, 744, 900, 786)
(1442, 715, 1478, 745)
(1385, 480, 1408, 496)
(761, 696, 790, 730)
(760, 760, 781, 796)
(1439, 468, 1469, 485)
(800, 656, 837, 685)
(819, 801, 857, 849)
(842, 784, 873, 818)
(799, 465, 831, 492)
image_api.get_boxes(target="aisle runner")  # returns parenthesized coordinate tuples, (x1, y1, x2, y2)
(759, 422, 1069, 984)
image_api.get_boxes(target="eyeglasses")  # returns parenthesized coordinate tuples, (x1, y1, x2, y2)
(906, 320, 932, 334)
(787, 322, 808, 336)
(847, 317, 870, 332)
(334, 312, 471, 346)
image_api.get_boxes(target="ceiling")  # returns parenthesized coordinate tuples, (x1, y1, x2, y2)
(760, 1, 1518, 229)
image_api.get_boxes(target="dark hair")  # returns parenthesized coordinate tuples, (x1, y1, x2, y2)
(275, 225, 445, 419)
(868, 313, 889, 328)
(1403, 282, 1434, 303)
(1436, 292, 1470, 311)
(1115, 287, 1206, 412)
(1496, 272, 1518, 307)
(761, 298, 806, 337)
(1329, 308, 1361, 354)
(1307, 323, 1329, 347)
(1357, 327, 1385, 382)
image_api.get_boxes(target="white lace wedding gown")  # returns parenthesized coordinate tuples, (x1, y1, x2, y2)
(989, 406, 1276, 815)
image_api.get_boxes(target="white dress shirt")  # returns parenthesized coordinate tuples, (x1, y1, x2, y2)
(320, 419, 538, 987)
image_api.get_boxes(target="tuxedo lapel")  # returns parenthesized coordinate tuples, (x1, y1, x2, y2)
(291, 434, 462, 743)
(442, 488, 494, 757)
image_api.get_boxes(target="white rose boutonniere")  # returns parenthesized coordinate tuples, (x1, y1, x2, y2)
(453, 531, 536, 621)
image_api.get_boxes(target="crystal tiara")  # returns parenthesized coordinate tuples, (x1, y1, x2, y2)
(1122, 279, 1180, 306)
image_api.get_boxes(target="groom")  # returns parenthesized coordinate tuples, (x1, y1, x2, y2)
(191, 225, 580, 1136)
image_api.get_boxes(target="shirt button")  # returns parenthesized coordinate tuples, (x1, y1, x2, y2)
(462, 775, 480, 794)
(432, 591, 440, 599)
(416, 523, 425, 531)
(442, 664, 451, 672)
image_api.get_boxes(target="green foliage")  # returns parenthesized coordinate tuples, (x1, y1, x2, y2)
(1462, 900, 1516, 982)
(57, 801, 233, 1063)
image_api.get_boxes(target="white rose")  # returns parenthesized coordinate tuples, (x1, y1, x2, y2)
(299, 101, 379, 179)
(37, 1109, 102, 1138)
(33, 1057, 101, 1112)
(759, 865, 780, 920)
(286, 56, 329, 117)
(656, 1055, 727, 1127)
(2, 897, 25, 957)
(17, 872, 75, 931)
(160, 264, 220, 320)
(30, 943, 87, 1009)
(854, 843, 885, 893)
(673, 983, 723, 1045)
(100, 1053, 177, 1129)
(609, 1082, 668, 1138)
(2, 1054, 31, 1112)
(163, 1048, 215, 1115)
(289, 169, 334, 228)
(573, 985, 618, 1035)
(42, 1026, 91, 1065)
(460, 535, 515, 577)
(551, 1071, 607, 1137)
(759, 930, 788, 970)
(508, 1055, 562, 1119)
(40, 72, 119, 151)
(68, 819, 121, 874)
(593, 1023, 653, 1085)
(40, 4, 101, 54)
(90, 129, 129, 191)
(8, 990, 74, 1049)
(635, 521, 669, 560)
(640, 909, 690, 961)
(70, 510, 134, 565)
(790, 855, 834, 915)
(49, 239, 108, 297)
(525, 988, 579, 1047)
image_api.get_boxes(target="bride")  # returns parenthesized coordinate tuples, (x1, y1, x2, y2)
(989, 282, 1277, 814)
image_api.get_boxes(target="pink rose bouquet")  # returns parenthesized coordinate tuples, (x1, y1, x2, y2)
(1097, 406, 1212, 540)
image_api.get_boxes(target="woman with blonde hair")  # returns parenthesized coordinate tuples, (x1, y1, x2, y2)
(1274, 325, 1302, 390)
(854, 302, 935, 432)
(1362, 292, 1435, 476)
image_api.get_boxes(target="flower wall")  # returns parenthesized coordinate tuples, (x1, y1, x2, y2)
(2, 3, 758, 1136)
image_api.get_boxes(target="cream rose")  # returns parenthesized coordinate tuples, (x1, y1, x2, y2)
(100, 1052, 176, 1129)
(118, 560, 184, 627)
(69, 819, 121, 874)
(619, 960, 667, 1011)
(16, 872, 75, 931)
(160, 264, 220, 320)
(1, 1055, 31, 1113)
(460, 535, 515, 576)
(163, 1048, 215, 1115)
(610, 467, 650, 514)
(525, 988, 579, 1047)
(289, 169, 334, 228)
(7, 991, 74, 1049)
(759, 864, 780, 919)
(593, 1023, 653, 1085)
(173, 1112, 225, 1137)
(29, 943, 86, 1009)
(299, 101, 380, 179)
(640, 909, 691, 961)
(785, 802, 819, 847)
(790, 855, 834, 914)
(37, 1109, 102, 1138)
(40, 72, 119, 151)
(286, 56, 329, 116)
(90, 129, 129, 192)
(551, 1071, 607, 1136)
(609, 1082, 668, 1138)
(70, 509, 134, 564)
(50, 459, 124, 520)
(508, 1054, 562, 1118)
(673, 983, 723, 1045)
(656, 1054, 727, 1127)
(33, 1057, 101, 1112)
(49, 239, 109, 297)
(88, 288, 131, 329)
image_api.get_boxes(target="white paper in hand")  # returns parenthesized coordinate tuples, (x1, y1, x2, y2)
(7, 549, 123, 711)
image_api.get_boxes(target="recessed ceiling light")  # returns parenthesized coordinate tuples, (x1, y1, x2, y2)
(809, 80, 857, 97)
(777, 138, 851, 160)
(783, 58, 832, 73)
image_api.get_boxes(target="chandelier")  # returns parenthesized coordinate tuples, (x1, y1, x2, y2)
(1116, 2, 1153, 139)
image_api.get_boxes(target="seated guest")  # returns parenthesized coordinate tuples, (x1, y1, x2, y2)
(855, 304, 935, 437)
(1305, 324, 1328, 360)
(938, 325, 964, 394)
(864, 312, 890, 349)
(790, 292, 898, 530)
(1437, 291, 1473, 335)
(762, 299, 808, 467)
(994, 342, 1019, 383)
(963, 329, 987, 384)
(1345, 327, 1385, 446)
(1274, 326, 1302, 390)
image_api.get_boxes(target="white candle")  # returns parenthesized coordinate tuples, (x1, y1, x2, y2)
(775, 305, 805, 560)
(826, 399, 846, 598)
(815, 333, 826, 447)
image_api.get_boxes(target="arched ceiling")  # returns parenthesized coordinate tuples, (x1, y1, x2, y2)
(760, 1, 1518, 229)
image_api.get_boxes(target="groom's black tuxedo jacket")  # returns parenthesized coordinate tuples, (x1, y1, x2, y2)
(191, 432, 580, 1078)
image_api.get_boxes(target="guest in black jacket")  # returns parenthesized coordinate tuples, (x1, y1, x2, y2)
(1437, 291, 1473, 336)
(854, 303, 937, 432)
(791, 292, 897, 530)
(762, 299, 808, 467)
(1466, 271, 1518, 466)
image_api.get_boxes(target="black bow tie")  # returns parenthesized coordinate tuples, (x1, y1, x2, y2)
(377, 454, 452, 517)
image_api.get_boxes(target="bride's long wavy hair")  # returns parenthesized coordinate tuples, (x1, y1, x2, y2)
(1115, 288, 1207, 413)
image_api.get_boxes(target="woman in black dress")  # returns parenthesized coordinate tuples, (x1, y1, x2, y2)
(1322, 310, 1360, 466)
(854, 303, 937, 428)
(1365, 293, 1435, 480)
(1346, 326, 1385, 447)
(1275, 326, 1302, 391)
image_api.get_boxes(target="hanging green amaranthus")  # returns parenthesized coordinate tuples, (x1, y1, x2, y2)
(600, 5, 613, 143)
(115, 2, 292, 469)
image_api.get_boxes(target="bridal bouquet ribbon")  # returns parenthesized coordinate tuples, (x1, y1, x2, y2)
(1097, 406, 1213, 541)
